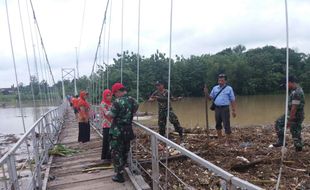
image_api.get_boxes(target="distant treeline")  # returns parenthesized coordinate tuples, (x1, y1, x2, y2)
(8, 45, 310, 102)
(88, 45, 310, 100)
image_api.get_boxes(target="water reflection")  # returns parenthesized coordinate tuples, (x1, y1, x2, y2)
(138, 95, 309, 128)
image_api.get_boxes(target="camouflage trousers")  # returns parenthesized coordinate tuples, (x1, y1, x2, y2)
(158, 109, 183, 137)
(275, 114, 303, 148)
(110, 137, 130, 173)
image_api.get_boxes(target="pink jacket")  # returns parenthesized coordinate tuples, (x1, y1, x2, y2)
(100, 89, 112, 128)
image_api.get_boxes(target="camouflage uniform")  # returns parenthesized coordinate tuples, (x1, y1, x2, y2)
(275, 86, 305, 148)
(152, 90, 183, 137)
(108, 95, 138, 174)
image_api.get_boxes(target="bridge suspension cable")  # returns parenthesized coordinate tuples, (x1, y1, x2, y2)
(165, 0, 174, 188)
(17, 0, 37, 114)
(5, 0, 26, 133)
(91, 0, 110, 77)
(106, 0, 113, 89)
(88, 0, 110, 104)
(136, 0, 141, 107)
(5, 1, 39, 184)
(275, 0, 290, 189)
(77, 0, 87, 79)
(29, 0, 61, 104)
(120, 0, 124, 84)
(26, 0, 44, 109)
(30, 0, 61, 105)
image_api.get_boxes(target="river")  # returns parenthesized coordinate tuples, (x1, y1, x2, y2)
(0, 106, 52, 135)
(138, 94, 310, 128)
(1, 95, 309, 134)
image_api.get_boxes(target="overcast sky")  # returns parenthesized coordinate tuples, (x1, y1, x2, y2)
(0, 0, 310, 88)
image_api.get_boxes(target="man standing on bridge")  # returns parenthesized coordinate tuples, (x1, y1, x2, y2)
(205, 74, 236, 146)
(108, 83, 138, 183)
(148, 80, 183, 140)
(273, 76, 305, 152)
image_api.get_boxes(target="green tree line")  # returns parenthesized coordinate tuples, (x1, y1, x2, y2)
(6, 45, 309, 103)
(103, 45, 310, 99)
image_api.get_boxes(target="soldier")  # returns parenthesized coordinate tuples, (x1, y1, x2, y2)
(108, 83, 138, 183)
(148, 81, 183, 139)
(273, 76, 305, 152)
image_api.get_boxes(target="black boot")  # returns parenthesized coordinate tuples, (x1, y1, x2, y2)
(178, 128, 184, 141)
(273, 135, 285, 147)
(112, 172, 125, 183)
(295, 146, 302, 152)
(273, 142, 287, 147)
(159, 128, 165, 137)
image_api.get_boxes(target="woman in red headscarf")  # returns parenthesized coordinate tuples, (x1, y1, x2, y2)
(78, 90, 90, 143)
(100, 89, 113, 162)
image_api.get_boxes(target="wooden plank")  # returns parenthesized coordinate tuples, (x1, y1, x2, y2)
(47, 110, 136, 190)
(42, 154, 54, 190)
(48, 177, 135, 190)
(125, 168, 151, 190)
(48, 170, 115, 187)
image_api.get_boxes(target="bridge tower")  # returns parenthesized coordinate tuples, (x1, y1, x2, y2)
(61, 68, 77, 101)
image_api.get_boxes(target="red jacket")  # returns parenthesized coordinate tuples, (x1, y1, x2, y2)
(78, 91, 90, 123)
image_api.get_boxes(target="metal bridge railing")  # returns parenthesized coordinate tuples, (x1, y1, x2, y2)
(130, 121, 263, 190)
(89, 104, 262, 190)
(130, 122, 262, 190)
(0, 103, 66, 190)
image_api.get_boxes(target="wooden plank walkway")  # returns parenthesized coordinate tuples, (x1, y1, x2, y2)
(46, 110, 135, 190)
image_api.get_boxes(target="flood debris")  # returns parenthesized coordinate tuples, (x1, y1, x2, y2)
(134, 125, 310, 189)
(48, 144, 79, 157)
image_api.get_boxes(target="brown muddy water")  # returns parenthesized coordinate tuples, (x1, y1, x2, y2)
(0, 106, 52, 134)
(0, 106, 53, 154)
(138, 94, 310, 128)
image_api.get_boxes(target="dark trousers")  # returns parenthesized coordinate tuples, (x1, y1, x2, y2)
(215, 106, 231, 134)
(111, 138, 131, 173)
(78, 122, 90, 143)
(158, 109, 183, 137)
(275, 114, 303, 148)
(101, 128, 111, 160)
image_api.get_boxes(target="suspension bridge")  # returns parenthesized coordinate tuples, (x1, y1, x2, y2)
(0, 0, 295, 189)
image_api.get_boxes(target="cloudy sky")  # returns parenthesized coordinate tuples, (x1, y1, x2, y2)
(0, 0, 310, 88)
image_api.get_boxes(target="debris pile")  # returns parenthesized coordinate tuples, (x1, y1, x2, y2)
(134, 125, 310, 189)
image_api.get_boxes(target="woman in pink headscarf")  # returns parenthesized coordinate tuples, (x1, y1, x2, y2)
(78, 91, 90, 143)
(100, 89, 113, 162)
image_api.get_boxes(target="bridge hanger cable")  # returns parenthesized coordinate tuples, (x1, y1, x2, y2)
(6, 1, 36, 182)
(106, 0, 112, 89)
(136, 0, 141, 109)
(90, 0, 110, 78)
(30, 0, 61, 104)
(77, 0, 87, 78)
(89, 0, 110, 105)
(96, 49, 101, 104)
(29, 0, 60, 99)
(5, 0, 27, 132)
(43, 60, 52, 106)
(36, 33, 49, 107)
(275, 0, 290, 189)
(100, 18, 108, 96)
(134, 0, 141, 173)
(165, 0, 174, 188)
(26, 0, 44, 110)
(120, 0, 124, 84)
(17, 0, 37, 114)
